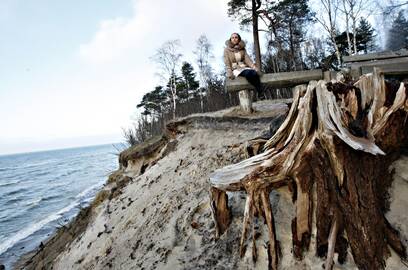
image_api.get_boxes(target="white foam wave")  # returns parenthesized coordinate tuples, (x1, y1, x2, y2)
(0, 200, 80, 256)
(75, 182, 103, 199)
(0, 181, 105, 256)
(24, 197, 43, 207)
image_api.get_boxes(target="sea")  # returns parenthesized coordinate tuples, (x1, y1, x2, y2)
(0, 143, 121, 269)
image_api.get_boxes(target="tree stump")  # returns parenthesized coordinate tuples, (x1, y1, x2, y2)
(209, 69, 408, 270)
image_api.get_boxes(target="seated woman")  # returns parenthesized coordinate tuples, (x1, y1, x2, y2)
(223, 32, 264, 99)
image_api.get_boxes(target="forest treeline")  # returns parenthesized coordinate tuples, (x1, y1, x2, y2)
(123, 0, 408, 146)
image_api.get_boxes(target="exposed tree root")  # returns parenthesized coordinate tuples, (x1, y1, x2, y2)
(209, 68, 408, 269)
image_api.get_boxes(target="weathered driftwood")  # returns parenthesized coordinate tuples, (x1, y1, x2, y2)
(209, 68, 408, 269)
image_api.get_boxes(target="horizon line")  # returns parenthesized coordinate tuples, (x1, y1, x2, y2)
(0, 141, 125, 158)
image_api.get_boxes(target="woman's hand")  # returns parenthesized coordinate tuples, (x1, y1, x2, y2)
(251, 65, 263, 76)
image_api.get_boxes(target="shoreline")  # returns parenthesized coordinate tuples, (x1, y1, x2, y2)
(12, 168, 125, 270)
(13, 205, 93, 270)
(0, 144, 120, 270)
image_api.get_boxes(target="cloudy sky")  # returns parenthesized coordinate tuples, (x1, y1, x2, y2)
(0, 0, 254, 155)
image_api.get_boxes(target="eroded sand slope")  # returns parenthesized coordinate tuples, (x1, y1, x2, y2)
(27, 101, 407, 270)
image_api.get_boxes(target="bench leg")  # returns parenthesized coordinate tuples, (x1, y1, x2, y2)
(238, 90, 253, 113)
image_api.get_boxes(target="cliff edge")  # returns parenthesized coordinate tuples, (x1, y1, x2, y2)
(16, 100, 408, 270)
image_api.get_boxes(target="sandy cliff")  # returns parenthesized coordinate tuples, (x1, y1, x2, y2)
(17, 100, 408, 270)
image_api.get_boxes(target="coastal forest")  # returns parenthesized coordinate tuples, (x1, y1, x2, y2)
(124, 0, 408, 146)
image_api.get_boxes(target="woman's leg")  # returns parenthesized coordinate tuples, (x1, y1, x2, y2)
(239, 69, 264, 98)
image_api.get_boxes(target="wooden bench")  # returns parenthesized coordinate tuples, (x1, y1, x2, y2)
(227, 50, 408, 114)
(226, 69, 324, 113)
(343, 49, 408, 79)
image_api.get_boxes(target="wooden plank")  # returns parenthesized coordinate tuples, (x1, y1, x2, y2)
(323, 71, 339, 81)
(343, 49, 408, 63)
(348, 56, 408, 68)
(227, 77, 257, 92)
(226, 69, 323, 92)
(360, 61, 408, 75)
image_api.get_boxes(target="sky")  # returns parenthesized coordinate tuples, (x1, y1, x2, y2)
(0, 0, 251, 155)
(0, 0, 394, 156)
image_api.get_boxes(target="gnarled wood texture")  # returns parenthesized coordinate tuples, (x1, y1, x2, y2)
(209, 69, 408, 269)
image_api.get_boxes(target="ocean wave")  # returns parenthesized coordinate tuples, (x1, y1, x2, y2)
(60, 169, 81, 178)
(23, 159, 59, 169)
(31, 170, 51, 177)
(0, 180, 21, 187)
(75, 182, 104, 199)
(50, 182, 68, 189)
(0, 199, 81, 256)
(5, 197, 23, 204)
(0, 144, 117, 258)
(1, 160, 58, 172)
(3, 188, 28, 197)
(24, 197, 43, 207)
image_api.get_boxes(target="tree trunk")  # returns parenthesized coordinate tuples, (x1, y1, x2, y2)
(342, 0, 353, 55)
(172, 74, 177, 119)
(352, 14, 358, 54)
(331, 33, 342, 66)
(252, 0, 262, 70)
(200, 86, 204, 113)
(288, 22, 297, 71)
(326, 0, 342, 66)
(210, 69, 408, 269)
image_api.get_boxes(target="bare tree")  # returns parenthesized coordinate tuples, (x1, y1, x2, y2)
(122, 116, 150, 146)
(314, 0, 342, 66)
(151, 40, 182, 119)
(193, 34, 214, 112)
(381, 0, 408, 15)
(346, 0, 369, 54)
(340, 0, 354, 54)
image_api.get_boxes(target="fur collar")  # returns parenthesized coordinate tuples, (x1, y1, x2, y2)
(225, 39, 246, 52)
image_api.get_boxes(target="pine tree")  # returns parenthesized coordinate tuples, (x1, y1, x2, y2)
(173, 62, 198, 103)
(356, 18, 376, 53)
(333, 19, 377, 58)
(181, 62, 199, 93)
(273, 0, 314, 70)
(386, 11, 408, 50)
(335, 31, 353, 57)
(136, 86, 167, 116)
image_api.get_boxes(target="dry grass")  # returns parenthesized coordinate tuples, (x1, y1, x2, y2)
(90, 189, 110, 209)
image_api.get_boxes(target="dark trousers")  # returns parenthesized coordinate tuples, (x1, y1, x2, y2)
(238, 69, 262, 97)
